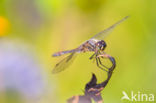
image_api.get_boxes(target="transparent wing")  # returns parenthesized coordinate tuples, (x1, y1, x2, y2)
(52, 52, 77, 74)
(91, 16, 129, 40)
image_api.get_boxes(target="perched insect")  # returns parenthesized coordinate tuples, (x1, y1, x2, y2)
(52, 16, 129, 74)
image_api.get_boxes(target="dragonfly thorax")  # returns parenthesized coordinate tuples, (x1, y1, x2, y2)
(80, 39, 107, 52)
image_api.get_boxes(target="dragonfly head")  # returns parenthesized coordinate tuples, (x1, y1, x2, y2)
(97, 40, 107, 51)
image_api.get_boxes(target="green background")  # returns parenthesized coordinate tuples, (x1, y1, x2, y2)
(0, 0, 156, 103)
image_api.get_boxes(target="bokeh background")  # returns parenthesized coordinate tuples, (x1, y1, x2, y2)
(0, 0, 156, 103)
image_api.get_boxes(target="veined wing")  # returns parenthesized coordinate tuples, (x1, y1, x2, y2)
(91, 16, 129, 40)
(52, 52, 77, 74)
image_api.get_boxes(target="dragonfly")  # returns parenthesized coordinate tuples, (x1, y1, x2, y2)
(52, 16, 129, 74)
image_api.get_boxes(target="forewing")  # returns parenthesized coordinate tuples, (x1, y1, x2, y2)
(91, 16, 129, 40)
(52, 52, 77, 74)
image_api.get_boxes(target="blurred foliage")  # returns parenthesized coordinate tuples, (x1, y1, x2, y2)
(0, 16, 10, 36)
(75, 0, 107, 13)
(0, 0, 156, 103)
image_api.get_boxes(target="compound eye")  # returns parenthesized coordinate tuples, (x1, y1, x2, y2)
(100, 40, 106, 50)
(101, 45, 105, 50)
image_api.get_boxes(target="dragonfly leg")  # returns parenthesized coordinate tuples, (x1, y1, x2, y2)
(89, 53, 96, 60)
(97, 57, 109, 70)
(97, 53, 116, 70)
(96, 58, 108, 72)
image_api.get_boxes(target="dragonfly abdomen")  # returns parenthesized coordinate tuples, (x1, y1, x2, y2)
(52, 49, 76, 57)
